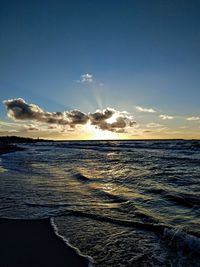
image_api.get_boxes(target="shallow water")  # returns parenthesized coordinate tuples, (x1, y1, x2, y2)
(0, 140, 200, 266)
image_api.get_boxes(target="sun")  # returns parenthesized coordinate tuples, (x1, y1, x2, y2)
(85, 122, 118, 140)
(92, 129, 118, 140)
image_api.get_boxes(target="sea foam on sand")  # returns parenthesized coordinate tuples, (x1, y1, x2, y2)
(0, 217, 94, 267)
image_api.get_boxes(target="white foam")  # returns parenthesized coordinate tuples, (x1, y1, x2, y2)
(50, 217, 95, 267)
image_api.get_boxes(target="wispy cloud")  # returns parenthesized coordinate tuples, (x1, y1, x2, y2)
(24, 124, 40, 132)
(136, 106, 156, 113)
(3, 98, 136, 133)
(146, 122, 163, 128)
(186, 116, 200, 121)
(179, 126, 188, 129)
(80, 73, 93, 83)
(159, 114, 174, 120)
(0, 119, 41, 133)
(75, 73, 105, 87)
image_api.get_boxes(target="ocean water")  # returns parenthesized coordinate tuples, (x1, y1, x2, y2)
(0, 140, 200, 266)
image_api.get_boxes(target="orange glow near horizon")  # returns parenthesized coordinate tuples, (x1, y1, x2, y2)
(1, 122, 200, 141)
(91, 129, 118, 140)
(84, 122, 118, 140)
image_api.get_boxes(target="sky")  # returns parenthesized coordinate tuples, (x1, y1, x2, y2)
(0, 0, 200, 140)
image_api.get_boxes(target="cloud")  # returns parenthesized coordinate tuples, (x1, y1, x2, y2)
(89, 108, 114, 123)
(136, 106, 156, 113)
(76, 73, 105, 87)
(159, 114, 174, 120)
(3, 98, 135, 133)
(146, 122, 163, 128)
(0, 120, 23, 127)
(89, 108, 135, 132)
(3, 98, 89, 127)
(25, 124, 40, 131)
(81, 73, 93, 83)
(179, 126, 188, 129)
(143, 130, 152, 133)
(4, 98, 44, 120)
(186, 116, 200, 121)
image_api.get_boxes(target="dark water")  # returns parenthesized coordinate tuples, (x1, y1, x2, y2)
(0, 140, 200, 266)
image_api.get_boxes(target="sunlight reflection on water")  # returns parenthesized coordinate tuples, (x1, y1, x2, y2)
(0, 140, 200, 266)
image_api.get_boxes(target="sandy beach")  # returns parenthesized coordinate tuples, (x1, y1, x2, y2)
(0, 218, 89, 267)
(0, 144, 90, 267)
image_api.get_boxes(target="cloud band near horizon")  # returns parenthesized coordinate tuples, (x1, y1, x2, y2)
(3, 98, 135, 133)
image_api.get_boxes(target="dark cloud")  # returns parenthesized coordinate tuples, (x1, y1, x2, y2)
(89, 108, 136, 132)
(89, 108, 114, 123)
(4, 98, 43, 120)
(67, 110, 89, 126)
(3, 98, 136, 133)
(27, 126, 40, 131)
(3, 98, 87, 126)
(143, 130, 152, 133)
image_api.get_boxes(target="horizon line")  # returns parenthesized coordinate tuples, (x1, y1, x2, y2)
(1, 136, 200, 142)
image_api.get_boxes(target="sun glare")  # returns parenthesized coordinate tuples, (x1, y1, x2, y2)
(85, 122, 118, 140)
(106, 114, 118, 124)
(92, 129, 118, 140)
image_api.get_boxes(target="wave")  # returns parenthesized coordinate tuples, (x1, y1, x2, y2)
(163, 193, 200, 208)
(25, 202, 72, 208)
(91, 188, 128, 203)
(53, 140, 200, 152)
(50, 217, 95, 267)
(55, 209, 200, 255)
(59, 209, 167, 233)
(146, 188, 166, 194)
(72, 172, 117, 185)
(73, 173, 92, 183)
(163, 228, 200, 254)
(146, 187, 200, 208)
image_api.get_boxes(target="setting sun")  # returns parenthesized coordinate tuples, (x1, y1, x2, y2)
(91, 129, 118, 140)
(85, 122, 118, 140)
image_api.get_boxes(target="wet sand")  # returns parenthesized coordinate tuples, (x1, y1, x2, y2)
(0, 218, 89, 267)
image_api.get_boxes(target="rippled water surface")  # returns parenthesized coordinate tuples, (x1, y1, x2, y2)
(0, 140, 200, 266)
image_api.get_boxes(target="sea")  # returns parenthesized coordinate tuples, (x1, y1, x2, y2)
(0, 140, 200, 267)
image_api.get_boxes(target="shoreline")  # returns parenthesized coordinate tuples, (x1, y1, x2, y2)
(0, 144, 25, 155)
(0, 217, 91, 267)
(0, 147, 93, 266)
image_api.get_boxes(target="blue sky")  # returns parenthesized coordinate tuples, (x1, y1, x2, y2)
(0, 0, 200, 139)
